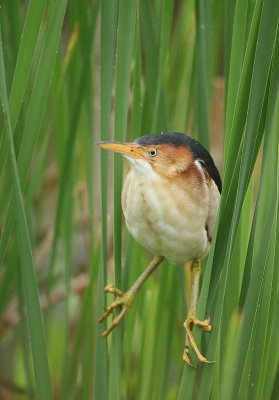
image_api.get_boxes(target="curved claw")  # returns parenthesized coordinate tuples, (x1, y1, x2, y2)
(99, 284, 134, 336)
(183, 345, 196, 368)
(101, 305, 129, 337)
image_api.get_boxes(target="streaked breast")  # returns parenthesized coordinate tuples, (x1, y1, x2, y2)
(121, 167, 211, 264)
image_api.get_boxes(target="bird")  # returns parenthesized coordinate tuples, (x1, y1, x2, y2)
(97, 132, 222, 366)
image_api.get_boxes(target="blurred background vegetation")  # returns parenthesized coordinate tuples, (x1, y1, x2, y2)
(0, 0, 278, 399)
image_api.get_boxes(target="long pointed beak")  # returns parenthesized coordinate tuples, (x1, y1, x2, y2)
(96, 141, 144, 159)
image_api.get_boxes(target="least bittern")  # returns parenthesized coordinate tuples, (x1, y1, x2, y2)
(98, 132, 221, 366)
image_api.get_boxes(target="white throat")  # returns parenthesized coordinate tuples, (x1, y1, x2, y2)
(125, 156, 157, 181)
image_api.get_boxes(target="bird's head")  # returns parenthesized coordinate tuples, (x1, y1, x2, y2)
(97, 132, 195, 179)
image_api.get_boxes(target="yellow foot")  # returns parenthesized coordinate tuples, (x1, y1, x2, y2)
(182, 312, 214, 366)
(99, 284, 134, 337)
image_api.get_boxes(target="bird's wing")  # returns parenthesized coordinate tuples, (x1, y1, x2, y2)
(206, 178, 221, 241)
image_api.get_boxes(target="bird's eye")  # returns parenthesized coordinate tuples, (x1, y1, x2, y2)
(148, 149, 157, 157)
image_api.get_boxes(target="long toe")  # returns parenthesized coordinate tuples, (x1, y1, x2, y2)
(194, 317, 211, 331)
(104, 284, 124, 297)
(183, 313, 214, 365)
(102, 306, 128, 337)
(99, 286, 135, 336)
(183, 346, 196, 368)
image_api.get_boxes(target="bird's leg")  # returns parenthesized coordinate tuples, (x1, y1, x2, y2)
(99, 255, 164, 337)
(183, 259, 213, 366)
